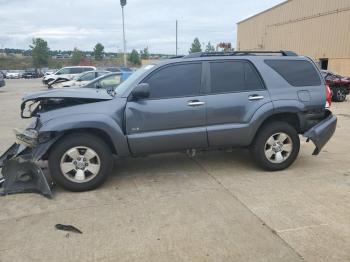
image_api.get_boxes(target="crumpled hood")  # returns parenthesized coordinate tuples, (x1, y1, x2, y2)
(23, 88, 113, 102)
(21, 88, 115, 119)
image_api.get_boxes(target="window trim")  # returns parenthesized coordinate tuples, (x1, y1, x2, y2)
(207, 60, 266, 95)
(137, 62, 205, 101)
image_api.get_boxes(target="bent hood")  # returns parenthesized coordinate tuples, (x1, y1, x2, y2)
(21, 88, 114, 119)
(23, 88, 113, 102)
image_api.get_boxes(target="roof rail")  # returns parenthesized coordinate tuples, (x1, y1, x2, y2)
(169, 55, 185, 59)
(184, 50, 298, 58)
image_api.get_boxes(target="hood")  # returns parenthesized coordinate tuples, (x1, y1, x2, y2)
(21, 88, 114, 119)
(23, 88, 113, 102)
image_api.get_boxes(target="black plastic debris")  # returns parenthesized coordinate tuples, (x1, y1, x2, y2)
(55, 224, 83, 234)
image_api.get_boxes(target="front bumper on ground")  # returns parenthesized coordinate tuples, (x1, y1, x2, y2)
(0, 135, 59, 198)
(303, 109, 337, 155)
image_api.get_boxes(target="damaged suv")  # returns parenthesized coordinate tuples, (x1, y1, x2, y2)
(0, 51, 337, 196)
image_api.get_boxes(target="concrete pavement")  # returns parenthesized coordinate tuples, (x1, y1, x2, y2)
(0, 79, 349, 262)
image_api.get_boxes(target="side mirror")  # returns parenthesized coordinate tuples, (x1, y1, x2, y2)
(131, 83, 150, 100)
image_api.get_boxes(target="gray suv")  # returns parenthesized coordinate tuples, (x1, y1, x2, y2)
(0, 51, 337, 195)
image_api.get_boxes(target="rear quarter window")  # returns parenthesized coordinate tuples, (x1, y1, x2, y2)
(265, 60, 321, 87)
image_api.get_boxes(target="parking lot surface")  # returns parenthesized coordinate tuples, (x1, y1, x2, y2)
(0, 79, 349, 262)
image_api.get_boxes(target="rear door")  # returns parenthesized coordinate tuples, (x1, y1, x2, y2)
(126, 62, 208, 155)
(205, 60, 271, 147)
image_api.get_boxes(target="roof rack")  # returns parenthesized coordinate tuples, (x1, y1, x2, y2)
(169, 55, 185, 59)
(184, 50, 298, 58)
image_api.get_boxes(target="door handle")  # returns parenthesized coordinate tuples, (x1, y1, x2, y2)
(248, 95, 264, 101)
(188, 100, 205, 107)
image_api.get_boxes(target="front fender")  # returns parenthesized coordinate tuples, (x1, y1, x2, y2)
(39, 114, 130, 156)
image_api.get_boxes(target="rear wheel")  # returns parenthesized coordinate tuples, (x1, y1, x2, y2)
(332, 87, 347, 102)
(49, 133, 113, 191)
(251, 122, 300, 171)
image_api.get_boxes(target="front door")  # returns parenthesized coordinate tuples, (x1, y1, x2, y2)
(126, 62, 208, 155)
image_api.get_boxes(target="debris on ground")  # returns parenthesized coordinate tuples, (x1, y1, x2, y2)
(55, 224, 83, 234)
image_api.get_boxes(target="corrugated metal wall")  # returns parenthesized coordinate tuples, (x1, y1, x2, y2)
(237, 0, 350, 75)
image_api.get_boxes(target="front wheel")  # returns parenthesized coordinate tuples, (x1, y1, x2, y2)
(251, 122, 300, 171)
(49, 133, 113, 192)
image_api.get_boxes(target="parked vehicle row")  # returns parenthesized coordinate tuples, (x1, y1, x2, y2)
(321, 70, 350, 102)
(0, 51, 337, 196)
(42, 66, 97, 85)
(49, 70, 110, 88)
(45, 66, 133, 91)
(1, 69, 46, 79)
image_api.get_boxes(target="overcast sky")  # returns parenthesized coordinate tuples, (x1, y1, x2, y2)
(0, 0, 284, 54)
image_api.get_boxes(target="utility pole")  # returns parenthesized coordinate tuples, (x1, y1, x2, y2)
(120, 0, 127, 66)
(175, 20, 178, 56)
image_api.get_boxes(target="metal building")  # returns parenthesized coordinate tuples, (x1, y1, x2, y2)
(237, 0, 350, 76)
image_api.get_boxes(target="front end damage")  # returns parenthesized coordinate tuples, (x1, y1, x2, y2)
(0, 137, 59, 198)
(1, 88, 113, 197)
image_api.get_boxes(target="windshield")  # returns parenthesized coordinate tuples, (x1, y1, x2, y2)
(115, 65, 154, 95)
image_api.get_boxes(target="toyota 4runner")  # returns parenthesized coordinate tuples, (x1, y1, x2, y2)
(0, 51, 337, 196)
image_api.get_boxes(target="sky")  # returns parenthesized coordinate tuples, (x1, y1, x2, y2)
(0, 0, 285, 54)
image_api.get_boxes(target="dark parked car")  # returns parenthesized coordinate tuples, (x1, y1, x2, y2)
(0, 73, 5, 88)
(321, 70, 350, 102)
(0, 51, 337, 196)
(23, 69, 40, 79)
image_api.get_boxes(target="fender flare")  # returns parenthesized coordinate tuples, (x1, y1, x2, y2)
(247, 100, 306, 144)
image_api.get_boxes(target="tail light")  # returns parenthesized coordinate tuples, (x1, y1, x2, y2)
(325, 85, 332, 108)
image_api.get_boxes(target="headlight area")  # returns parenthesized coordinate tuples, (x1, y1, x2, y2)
(14, 129, 54, 147)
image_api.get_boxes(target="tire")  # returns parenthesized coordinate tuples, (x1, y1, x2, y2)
(251, 122, 300, 171)
(332, 87, 347, 102)
(49, 133, 113, 192)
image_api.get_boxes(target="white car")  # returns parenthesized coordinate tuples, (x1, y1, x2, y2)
(42, 66, 96, 85)
(50, 70, 110, 88)
(6, 70, 21, 79)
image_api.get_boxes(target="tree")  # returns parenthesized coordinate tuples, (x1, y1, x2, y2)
(30, 38, 49, 68)
(189, 38, 202, 53)
(205, 42, 215, 52)
(128, 49, 141, 65)
(71, 48, 84, 65)
(140, 47, 150, 60)
(94, 43, 104, 60)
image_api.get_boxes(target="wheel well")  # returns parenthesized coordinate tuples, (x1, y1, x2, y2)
(45, 128, 117, 159)
(260, 113, 301, 133)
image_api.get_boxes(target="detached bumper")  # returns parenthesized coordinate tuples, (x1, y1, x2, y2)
(0, 140, 57, 198)
(303, 110, 337, 155)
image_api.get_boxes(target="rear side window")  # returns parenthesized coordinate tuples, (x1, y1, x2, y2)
(210, 61, 264, 93)
(143, 63, 202, 99)
(265, 60, 321, 86)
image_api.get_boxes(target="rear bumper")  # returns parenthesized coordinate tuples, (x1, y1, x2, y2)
(303, 110, 337, 155)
